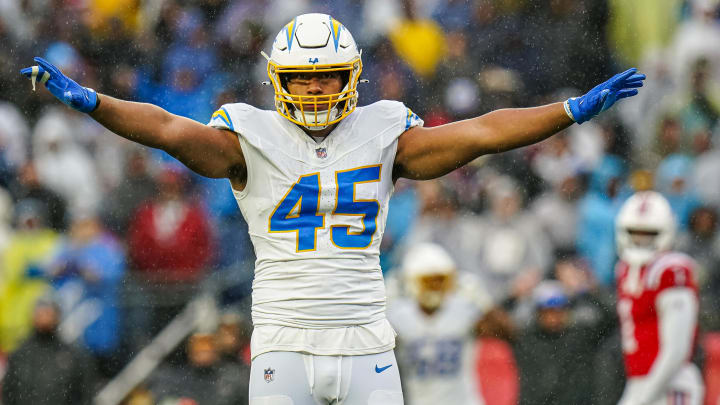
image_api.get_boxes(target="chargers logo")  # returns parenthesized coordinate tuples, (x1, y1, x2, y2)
(308, 57, 319, 64)
(264, 367, 275, 383)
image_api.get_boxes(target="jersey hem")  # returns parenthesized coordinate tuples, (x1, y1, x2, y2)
(250, 342, 396, 360)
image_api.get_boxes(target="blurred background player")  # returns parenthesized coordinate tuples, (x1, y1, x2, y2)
(387, 242, 507, 405)
(615, 191, 704, 405)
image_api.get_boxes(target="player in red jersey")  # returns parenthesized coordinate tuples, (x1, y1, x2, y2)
(615, 191, 704, 405)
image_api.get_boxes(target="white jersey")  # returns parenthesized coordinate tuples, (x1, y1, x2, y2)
(208, 100, 423, 358)
(387, 292, 486, 405)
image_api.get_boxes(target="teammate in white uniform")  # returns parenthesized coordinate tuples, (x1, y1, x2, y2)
(615, 191, 704, 405)
(21, 12, 645, 405)
(387, 243, 491, 405)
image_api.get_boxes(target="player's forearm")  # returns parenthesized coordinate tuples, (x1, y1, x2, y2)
(636, 289, 697, 404)
(469, 102, 573, 154)
(395, 103, 573, 180)
(89, 94, 177, 150)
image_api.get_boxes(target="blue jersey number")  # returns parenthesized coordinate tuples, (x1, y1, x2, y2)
(407, 338, 463, 377)
(332, 165, 381, 249)
(269, 166, 381, 252)
(268, 173, 325, 252)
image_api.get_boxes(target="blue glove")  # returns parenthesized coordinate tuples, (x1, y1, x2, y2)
(565, 68, 645, 124)
(20, 57, 98, 113)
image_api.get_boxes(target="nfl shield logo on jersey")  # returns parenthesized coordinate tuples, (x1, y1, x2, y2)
(264, 367, 275, 383)
(316, 147, 327, 159)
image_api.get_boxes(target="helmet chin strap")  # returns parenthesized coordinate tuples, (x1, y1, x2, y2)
(291, 105, 341, 131)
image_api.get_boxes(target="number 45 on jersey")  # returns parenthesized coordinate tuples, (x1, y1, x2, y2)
(269, 165, 381, 252)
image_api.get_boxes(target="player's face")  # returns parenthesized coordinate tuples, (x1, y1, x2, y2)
(285, 71, 344, 111)
(415, 273, 454, 314)
(538, 307, 569, 333)
(627, 229, 659, 249)
(418, 274, 453, 293)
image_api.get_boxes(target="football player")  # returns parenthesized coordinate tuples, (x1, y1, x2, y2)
(387, 242, 496, 405)
(615, 191, 704, 405)
(21, 13, 644, 405)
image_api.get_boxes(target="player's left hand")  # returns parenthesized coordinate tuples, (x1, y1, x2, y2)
(20, 56, 98, 113)
(565, 68, 645, 124)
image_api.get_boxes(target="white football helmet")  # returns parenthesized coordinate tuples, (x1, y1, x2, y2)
(264, 13, 362, 131)
(402, 243, 456, 311)
(615, 191, 676, 267)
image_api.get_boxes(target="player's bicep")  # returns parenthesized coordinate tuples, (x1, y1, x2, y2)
(394, 123, 487, 180)
(163, 116, 245, 179)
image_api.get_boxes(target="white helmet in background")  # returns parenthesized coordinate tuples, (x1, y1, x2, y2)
(615, 191, 676, 267)
(265, 13, 363, 130)
(402, 243, 457, 311)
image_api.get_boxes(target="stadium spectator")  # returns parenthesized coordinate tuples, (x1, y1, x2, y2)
(676, 205, 720, 330)
(46, 213, 126, 377)
(151, 8, 220, 123)
(576, 154, 628, 285)
(607, 0, 683, 67)
(554, 257, 616, 335)
(127, 166, 212, 283)
(0, 199, 59, 353)
(655, 153, 702, 229)
(100, 147, 157, 236)
(692, 136, 720, 208)
(404, 178, 484, 276)
(476, 175, 552, 302)
(431, 29, 482, 120)
(9, 161, 68, 232)
(653, 115, 687, 159)
(514, 281, 604, 405)
(126, 166, 212, 346)
(669, 0, 720, 86)
(380, 179, 419, 271)
(31, 107, 102, 217)
(524, 0, 608, 95)
(0, 187, 13, 254)
(388, 0, 446, 79)
(530, 132, 584, 187)
(0, 101, 30, 186)
(675, 57, 720, 136)
(531, 172, 583, 255)
(84, 0, 143, 36)
(1, 296, 97, 405)
(146, 332, 248, 405)
(215, 311, 251, 368)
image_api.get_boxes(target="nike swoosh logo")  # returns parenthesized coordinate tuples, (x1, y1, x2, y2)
(375, 364, 392, 373)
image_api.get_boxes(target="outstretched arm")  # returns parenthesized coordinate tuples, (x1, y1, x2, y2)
(21, 57, 245, 180)
(89, 95, 245, 179)
(394, 68, 644, 180)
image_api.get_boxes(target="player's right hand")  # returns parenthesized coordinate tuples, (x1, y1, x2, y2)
(20, 57, 98, 113)
(565, 68, 645, 124)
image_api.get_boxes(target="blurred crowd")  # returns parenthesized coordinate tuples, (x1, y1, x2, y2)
(1, 0, 720, 404)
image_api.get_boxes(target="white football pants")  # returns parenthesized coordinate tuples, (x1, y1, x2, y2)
(619, 364, 704, 405)
(249, 350, 404, 405)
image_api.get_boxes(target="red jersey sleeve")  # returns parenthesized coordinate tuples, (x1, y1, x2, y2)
(645, 253, 698, 294)
(656, 266, 695, 291)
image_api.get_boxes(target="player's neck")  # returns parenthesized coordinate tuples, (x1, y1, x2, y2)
(301, 123, 337, 139)
(419, 304, 439, 316)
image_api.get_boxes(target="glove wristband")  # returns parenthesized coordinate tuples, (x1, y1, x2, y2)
(89, 89, 100, 113)
(563, 99, 576, 122)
